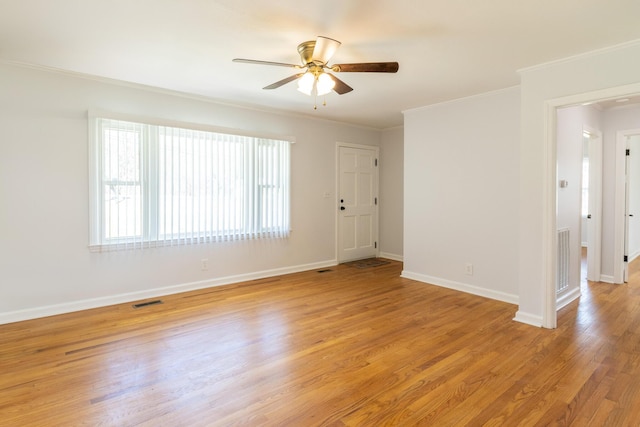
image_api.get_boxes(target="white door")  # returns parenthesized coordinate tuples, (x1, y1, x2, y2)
(337, 145, 378, 262)
(626, 135, 640, 281)
(622, 136, 640, 282)
(624, 139, 631, 282)
(585, 131, 603, 282)
(614, 130, 640, 284)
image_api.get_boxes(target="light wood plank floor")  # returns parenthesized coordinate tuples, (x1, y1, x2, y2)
(2, 259, 640, 426)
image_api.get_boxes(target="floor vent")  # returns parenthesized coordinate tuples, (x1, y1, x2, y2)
(132, 299, 163, 309)
(557, 228, 570, 293)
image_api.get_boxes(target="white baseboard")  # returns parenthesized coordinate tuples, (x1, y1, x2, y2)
(400, 270, 519, 305)
(378, 252, 403, 262)
(556, 287, 581, 310)
(600, 275, 615, 283)
(513, 310, 543, 327)
(0, 259, 338, 325)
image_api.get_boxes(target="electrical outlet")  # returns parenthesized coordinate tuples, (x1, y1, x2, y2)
(201, 258, 209, 271)
(465, 263, 473, 276)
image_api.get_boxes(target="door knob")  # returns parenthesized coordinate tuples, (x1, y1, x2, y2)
(340, 206, 346, 211)
(587, 214, 592, 219)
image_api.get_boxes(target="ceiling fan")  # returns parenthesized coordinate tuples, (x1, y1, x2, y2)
(233, 36, 398, 107)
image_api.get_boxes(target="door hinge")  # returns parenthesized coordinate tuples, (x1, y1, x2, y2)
(375, 158, 378, 167)
(375, 197, 378, 205)
(626, 149, 631, 156)
(375, 241, 377, 249)
(624, 255, 629, 262)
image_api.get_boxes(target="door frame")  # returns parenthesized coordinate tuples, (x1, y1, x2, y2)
(335, 142, 380, 263)
(542, 82, 640, 329)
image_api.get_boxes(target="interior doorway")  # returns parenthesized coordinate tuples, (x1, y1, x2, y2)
(619, 132, 640, 282)
(554, 108, 602, 310)
(544, 83, 640, 329)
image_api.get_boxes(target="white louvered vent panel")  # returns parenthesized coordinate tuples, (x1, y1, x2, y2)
(557, 228, 570, 293)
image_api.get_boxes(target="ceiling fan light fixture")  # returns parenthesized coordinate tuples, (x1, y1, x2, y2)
(316, 72, 335, 96)
(297, 72, 315, 95)
(312, 36, 341, 64)
(234, 36, 397, 104)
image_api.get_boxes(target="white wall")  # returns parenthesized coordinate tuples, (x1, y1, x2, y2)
(518, 39, 640, 327)
(0, 62, 387, 323)
(379, 127, 404, 260)
(403, 86, 520, 303)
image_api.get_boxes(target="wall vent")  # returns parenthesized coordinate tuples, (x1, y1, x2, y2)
(557, 228, 570, 294)
(132, 299, 163, 309)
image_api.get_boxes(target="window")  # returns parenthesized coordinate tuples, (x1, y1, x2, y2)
(581, 156, 589, 217)
(89, 116, 291, 251)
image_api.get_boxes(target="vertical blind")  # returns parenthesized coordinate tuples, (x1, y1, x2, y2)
(90, 117, 291, 251)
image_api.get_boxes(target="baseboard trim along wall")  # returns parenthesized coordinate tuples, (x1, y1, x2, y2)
(378, 252, 403, 262)
(556, 287, 581, 311)
(600, 275, 615, 284)
(400, 270, 519, 306)
(513, 310, 544, 327)
(0, 259, 338, 325)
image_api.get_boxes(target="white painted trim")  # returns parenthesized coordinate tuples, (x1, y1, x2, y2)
(556, 288, 581, 311)
(543, 101, 558, 329)
(600, 275, 615, 284)
(0, 259, 337, 325)
(513, 311, 543, 327)
(402, 86, 520, 116)
(1, 59, 386, 131)
(400, 270, 519, 305)
(379, 252, 403, 262)
(518, 39, 640, 74)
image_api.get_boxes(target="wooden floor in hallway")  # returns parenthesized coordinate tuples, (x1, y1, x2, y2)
(2, 258, 640, 426)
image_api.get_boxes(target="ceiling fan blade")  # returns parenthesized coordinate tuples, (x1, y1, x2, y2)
(263, 73, 305, 90)
(327, 73, 353, 95)
(331, 62, 399, 73)
(312, 36, 341, 64)
(233, 58, 302, 69)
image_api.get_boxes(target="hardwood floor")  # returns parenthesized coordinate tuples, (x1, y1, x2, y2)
(2, 259, 640, 426)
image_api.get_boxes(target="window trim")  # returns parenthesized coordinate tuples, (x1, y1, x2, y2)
(88, 110, 294, 252)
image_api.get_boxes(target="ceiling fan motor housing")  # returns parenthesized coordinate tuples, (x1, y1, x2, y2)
(297, 41, 316, 65)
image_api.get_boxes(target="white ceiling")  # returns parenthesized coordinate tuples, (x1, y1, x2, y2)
(2, 0, 640, 129)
